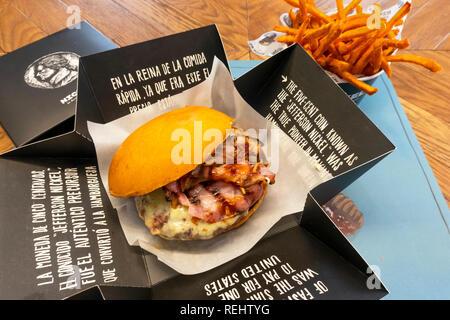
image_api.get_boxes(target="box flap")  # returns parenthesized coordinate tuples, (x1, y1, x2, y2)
(0, 21, 117, 148)
(234, 44, 395, 178)
(149, 215, 387, 300)
(77, 24, 229, 125)
(0, 157, 150, 299)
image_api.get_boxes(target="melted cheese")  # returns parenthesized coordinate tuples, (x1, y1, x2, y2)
(136, 188, 241, 240)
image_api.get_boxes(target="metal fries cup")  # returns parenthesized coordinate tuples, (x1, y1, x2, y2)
(330, 69, 384, 104)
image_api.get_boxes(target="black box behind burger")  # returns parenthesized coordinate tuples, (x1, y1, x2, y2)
(0, 25, 394, 300)
(0, 21, 117, 148)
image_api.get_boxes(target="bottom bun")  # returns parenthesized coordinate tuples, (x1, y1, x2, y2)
(135, 183, 268, 240)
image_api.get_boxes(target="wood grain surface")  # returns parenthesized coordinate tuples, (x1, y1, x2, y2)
(0, 0, 448, 205)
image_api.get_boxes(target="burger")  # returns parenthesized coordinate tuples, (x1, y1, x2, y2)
(108, 106, 275, 240)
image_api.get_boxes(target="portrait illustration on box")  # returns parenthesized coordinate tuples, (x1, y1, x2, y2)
(24, 52, 79, 89)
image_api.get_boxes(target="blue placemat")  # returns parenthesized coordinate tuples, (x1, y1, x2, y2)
(229, 60, 450, 300)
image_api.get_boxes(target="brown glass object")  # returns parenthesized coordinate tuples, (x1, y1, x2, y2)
(322, 193, 364, 236)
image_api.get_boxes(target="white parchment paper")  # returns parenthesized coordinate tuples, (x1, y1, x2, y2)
(87, 58, 332, 275)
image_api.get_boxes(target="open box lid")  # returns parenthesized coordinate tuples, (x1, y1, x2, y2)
(0, 21, 117, 148)
(0, 25, 393, 299)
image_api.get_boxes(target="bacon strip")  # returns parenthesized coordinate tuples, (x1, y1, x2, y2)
(206, 181, 248, 212)
(163, 129, 275, 223)
(187, 185, 223, 223)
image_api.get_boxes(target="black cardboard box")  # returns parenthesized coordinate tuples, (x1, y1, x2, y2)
(0, 21, 117, 148)
(0, 25, 394, 300)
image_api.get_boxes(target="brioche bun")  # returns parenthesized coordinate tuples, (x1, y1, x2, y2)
(108, 106, 233, 198)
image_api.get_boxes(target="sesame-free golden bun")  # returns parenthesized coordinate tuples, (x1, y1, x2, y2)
(108, 106, 234, 198)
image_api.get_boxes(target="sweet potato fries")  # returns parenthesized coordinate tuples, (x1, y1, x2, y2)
(274, 0, 442, 95)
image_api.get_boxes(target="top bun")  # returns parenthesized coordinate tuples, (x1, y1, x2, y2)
(108, 106, 234, 198)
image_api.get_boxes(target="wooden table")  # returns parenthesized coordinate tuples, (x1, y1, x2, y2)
(0, 0, 448, 205)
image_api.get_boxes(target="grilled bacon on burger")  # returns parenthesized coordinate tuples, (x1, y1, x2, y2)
(108, 106, 275, 240)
